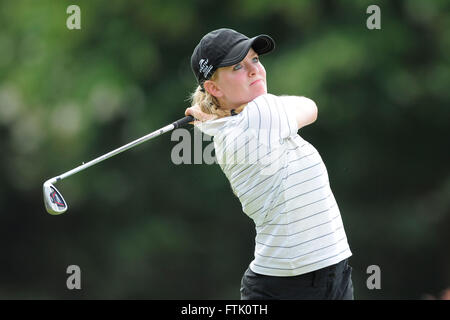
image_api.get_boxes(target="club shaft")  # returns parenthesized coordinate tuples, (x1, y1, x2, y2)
(56, 124, 173, 182)
(49, 115, 194, 184)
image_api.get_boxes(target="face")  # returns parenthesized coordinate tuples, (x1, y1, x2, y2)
(205, 48, 267, 110)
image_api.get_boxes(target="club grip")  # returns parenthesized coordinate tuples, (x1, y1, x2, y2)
(172, 115, 195, 129)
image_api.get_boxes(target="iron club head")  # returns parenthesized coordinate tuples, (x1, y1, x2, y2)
(43, 179, 68, 215)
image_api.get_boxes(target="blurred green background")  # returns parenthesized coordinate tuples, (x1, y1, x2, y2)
(0, 0, 449, 299)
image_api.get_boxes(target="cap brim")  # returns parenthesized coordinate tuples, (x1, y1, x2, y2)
(217, 35, 275, 68)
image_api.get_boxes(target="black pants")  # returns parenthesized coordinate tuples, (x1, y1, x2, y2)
(240, 259, 354, 300)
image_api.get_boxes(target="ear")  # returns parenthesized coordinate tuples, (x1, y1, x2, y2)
(203, 80, 223, 98)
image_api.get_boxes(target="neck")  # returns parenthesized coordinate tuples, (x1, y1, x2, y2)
(230, 104, 246, 115)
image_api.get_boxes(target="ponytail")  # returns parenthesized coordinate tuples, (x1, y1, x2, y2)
(190, 89, 230, 119)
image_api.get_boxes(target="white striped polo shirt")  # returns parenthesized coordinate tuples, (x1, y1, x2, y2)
(195, 93, 352, 276)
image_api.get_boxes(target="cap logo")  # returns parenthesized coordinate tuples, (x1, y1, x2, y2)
(199, 59, 213, 79)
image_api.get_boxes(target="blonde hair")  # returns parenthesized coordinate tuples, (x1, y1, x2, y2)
(190, 72, 246, 119)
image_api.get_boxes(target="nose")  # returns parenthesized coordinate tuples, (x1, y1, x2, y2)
(247, 62, 258, 77)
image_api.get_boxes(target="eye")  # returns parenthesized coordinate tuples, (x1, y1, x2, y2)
(233, 63, 242, 71)
(252, 56, 259, 63)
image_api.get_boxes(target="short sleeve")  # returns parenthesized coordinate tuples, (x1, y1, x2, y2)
(244, 94, 299, 147)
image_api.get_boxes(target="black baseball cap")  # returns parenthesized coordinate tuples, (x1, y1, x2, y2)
(191, 28, 275, 86)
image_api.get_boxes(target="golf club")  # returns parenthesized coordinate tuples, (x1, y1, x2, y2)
(43, 115, 194, 215)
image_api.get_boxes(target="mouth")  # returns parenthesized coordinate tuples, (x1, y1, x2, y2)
(250, 79, 264, 86)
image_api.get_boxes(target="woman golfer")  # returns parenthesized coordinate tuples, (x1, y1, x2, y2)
(186, 28, 353, 300)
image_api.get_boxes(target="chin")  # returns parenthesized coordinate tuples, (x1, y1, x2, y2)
(251, 87, 267, 100)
